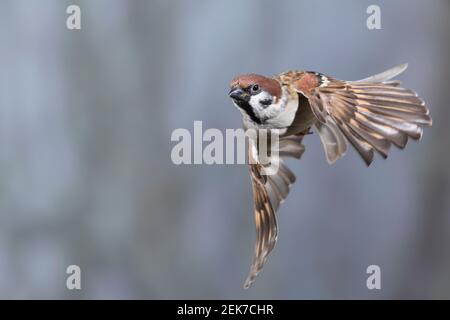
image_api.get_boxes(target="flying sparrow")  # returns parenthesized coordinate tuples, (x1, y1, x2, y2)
(228, 64, 432, 288)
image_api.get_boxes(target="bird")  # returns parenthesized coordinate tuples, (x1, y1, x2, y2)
(228, 64, 432, 289)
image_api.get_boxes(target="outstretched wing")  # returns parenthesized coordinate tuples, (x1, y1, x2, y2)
(290, 64, 432, 165)
(244, 134, 305, 288)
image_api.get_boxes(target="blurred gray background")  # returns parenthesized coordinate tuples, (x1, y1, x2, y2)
(0, 0, 449, 299)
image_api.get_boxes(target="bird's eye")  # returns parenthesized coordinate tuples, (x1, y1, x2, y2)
(251, 84, 260, 93)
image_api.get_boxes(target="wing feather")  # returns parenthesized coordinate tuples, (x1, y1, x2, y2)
(356, 63, 408, 82)
(292, 64, 432, 165)
(244, 134, 305, 288)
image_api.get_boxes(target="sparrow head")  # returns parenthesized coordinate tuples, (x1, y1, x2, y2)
(228, 74, 282, 124)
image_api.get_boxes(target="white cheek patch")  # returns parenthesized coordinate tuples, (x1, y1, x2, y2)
(249, 91, 272, 107)
(250, 91, 280, 120)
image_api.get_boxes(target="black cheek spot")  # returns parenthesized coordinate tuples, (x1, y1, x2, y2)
(260, 99, 273, 107)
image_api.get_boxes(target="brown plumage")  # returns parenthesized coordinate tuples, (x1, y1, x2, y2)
(228, 64, 432, 288)
(231, 74, 282, 100)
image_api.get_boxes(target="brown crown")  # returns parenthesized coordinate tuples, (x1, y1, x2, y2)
(230, 74, 281, 99)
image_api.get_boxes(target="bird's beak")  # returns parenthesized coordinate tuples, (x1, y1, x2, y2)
(228, 87, 249, 102)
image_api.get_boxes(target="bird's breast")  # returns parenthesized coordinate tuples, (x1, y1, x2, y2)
(267, 97, 298, 127)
